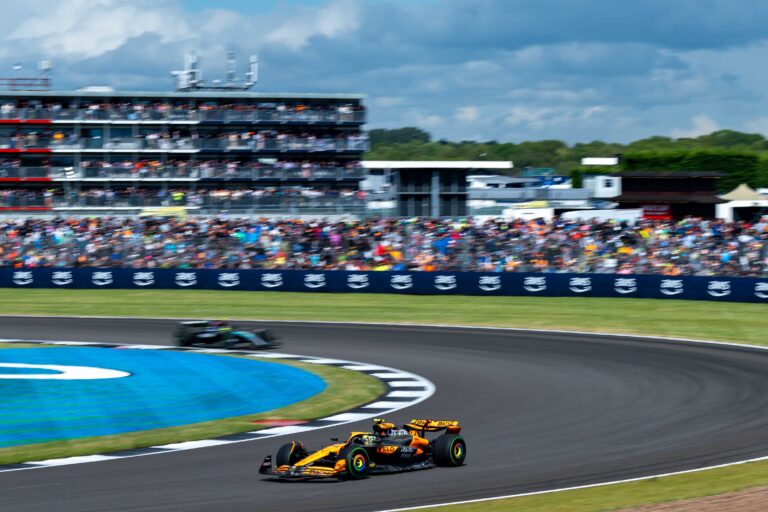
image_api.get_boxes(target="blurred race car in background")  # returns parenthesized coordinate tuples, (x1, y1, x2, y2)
(174, 320, 280, 350)
(259, 418, 466, 480)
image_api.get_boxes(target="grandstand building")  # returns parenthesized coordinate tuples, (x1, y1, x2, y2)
(0, 86, 367, 215)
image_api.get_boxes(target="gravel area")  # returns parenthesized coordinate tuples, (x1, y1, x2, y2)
(620, 486, 768, 511)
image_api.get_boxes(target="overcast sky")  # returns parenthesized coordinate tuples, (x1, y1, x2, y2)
(3, 0, 768, 143)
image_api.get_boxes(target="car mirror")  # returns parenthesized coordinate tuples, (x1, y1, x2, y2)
(330, 437, 339, 442)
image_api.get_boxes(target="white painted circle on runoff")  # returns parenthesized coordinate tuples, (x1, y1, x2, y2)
(0, 363, 130, 380)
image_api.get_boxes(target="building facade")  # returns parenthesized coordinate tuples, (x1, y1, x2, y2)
(0, 90, 368, 214)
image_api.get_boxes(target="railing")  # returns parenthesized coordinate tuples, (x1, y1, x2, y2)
(3, 137, 368, 152)
(44, 195, 367, 213)
(0, 136, 51, 149)
(0, 194, 50, 207)
(469, 188, 592, 201)
(0, 167, 51, 179)
(4, 165, 366, 180)
(0, 107, 366, 124)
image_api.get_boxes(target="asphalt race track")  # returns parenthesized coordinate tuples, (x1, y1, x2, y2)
(2, 317, 768, 512)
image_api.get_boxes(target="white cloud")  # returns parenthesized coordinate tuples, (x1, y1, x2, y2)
(744, 117, 768, 136)
(265, 0, 360, 51)
(503, 105, 613, 130)
(371, 96, 406, 108)
(455, 106, 479, 122)
(671, 114, 719, 138)
(401, 109, 444, 128)
(5, 0, 190, 59)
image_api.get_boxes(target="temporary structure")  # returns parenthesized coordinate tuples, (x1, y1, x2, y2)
(717, 184, 768, 221)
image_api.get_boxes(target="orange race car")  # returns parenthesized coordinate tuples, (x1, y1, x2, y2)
(258, 418, 466, 480)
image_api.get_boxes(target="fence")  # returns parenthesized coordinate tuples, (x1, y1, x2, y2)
(1, 269, 766, 303)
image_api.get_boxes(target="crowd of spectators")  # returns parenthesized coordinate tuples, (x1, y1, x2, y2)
(0, 158, 363, 179)
(0, 216, 764, 276)
(0, 128, 369, 152)
(0, 101, 365, 123)
(0, 187, 367, 210)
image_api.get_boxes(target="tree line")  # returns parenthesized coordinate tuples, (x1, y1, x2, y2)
(366, 127, 768, 191)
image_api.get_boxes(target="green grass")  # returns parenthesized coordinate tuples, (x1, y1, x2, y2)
(416, 460, 768, 511)
(0, 289, 764, 345)
(0, 288, 766, 510)
(0, 351, 384, 465)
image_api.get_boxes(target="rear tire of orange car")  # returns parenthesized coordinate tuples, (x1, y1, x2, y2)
(340, 446, 370, 480)
(433, 434, 466, 467)
(275, 441, 306, 467)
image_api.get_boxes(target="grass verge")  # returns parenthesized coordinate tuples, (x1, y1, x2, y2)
(0, 289, 764, 345)
(0, 350, 384, 465)
(415, 460, 768, 511)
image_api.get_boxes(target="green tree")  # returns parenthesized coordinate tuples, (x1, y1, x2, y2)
(368, 127, 431, 146)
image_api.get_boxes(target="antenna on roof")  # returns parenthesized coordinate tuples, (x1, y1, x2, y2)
(0, 59, 52, 91)
(247, 55, 259, 85)
(226, 51, 236, 82)
(172, 51, 258, 92)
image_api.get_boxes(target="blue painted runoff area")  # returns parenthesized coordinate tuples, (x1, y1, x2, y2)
(0, 348, 326, 447)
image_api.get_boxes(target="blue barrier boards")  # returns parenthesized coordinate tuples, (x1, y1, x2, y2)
(0, 268, 765, 303)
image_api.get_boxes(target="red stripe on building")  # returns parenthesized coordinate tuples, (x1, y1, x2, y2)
(0, 207, 51, 211)
(0, 119, 52, 124)
(0, 178, 52, 182)
(0, 149, 52, 153)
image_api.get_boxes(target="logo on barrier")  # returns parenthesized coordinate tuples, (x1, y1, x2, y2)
(390, 274, 413, 290)
(92, 271, 113, 286)
(133, 271, 155, 287)
(218, 272, 240, 288)
(347, 274, 369, 289)
(52, 271, 73, 286)
(614, 277, 637, 294)
(261, 273, 283, 288)
(707, 280, 731, 297)
(434, 275, 457, 291)
(175, 272, 197, 287)
(660, 279, 684, 296)
(756, 282, 768, 299)
(568, 277, 591, 293)
(478, 275, 501, 292)
(304, 273, 326, 289)
(523, 276, 546, 293)
(12, 271, 33, 286)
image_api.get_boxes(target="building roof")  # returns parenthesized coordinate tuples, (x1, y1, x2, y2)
(719, 184, 765, 201)
(468, 175, 535, 184)
(581, 157, 619, 166)
(362, 161, 513, 170)
(0, 90, 365, 100)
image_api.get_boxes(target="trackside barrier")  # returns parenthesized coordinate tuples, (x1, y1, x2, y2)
(0, 269, 766, 303)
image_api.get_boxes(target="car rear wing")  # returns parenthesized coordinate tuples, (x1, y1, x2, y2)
(404, 419, 461, 434)
(179, 321, 211, 327)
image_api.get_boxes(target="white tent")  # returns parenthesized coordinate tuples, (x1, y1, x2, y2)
(716, 184, 768, 221)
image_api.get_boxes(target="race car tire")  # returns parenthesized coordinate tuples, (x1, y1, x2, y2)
(275, 441, 307, 467)
(340, 446, 371, 480)
(256, 329, 278, 343)
(433, 434, 466, 467)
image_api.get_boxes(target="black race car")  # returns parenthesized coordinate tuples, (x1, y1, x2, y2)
(174, 320, 280, 350)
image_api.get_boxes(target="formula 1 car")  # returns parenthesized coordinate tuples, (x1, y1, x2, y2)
(259, 418, 466, 480)
(174, 320, 280, 350)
